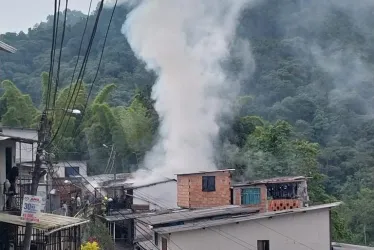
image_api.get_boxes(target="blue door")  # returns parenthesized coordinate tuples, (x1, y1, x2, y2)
(241, 188, 261, 205)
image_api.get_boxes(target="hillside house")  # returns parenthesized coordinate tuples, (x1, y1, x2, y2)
(133, 169, 340, 250)
(0, 129, 38, 211)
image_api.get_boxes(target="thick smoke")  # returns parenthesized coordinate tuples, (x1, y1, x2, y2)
(108, 0, 255, 184)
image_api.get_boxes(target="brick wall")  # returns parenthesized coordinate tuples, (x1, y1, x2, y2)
(177, 171, 232, 208)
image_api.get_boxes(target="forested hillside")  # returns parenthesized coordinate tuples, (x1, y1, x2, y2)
(1, 0, 374, 245)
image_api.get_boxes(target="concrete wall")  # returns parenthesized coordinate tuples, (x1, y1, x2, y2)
(161, 208, 331, 250)
(0, 139, 16, 209)
(1, 127, 37, 163)
(177, 171, 232, 208)
(133, 181, 178, 210)
(53, 161, 88, 178)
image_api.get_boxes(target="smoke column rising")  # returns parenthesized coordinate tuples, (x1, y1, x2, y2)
(111, 0, 253, 184)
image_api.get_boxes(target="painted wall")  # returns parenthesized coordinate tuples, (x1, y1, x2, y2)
(133, 181, 178, 210)
(0, 139, 16, 209)
(159, 208, 331, 250)
(1, 127, 37, 163)
(53, 161, 88, 178)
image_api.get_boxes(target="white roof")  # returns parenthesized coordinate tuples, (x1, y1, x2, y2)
(152, 202, 342, 234)
(0, 212, 89, 233)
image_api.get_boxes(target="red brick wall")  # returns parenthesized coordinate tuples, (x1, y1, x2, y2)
(177, 171, 232, 208)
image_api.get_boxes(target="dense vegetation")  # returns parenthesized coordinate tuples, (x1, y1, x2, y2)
(1, 0, 374, 245)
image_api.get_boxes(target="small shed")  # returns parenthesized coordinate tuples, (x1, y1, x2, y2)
(0, 212, 89, 250)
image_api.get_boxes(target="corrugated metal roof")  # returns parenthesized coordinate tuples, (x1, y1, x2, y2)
(0, 136, 11, 140)
(102, 178, 176, 189)
(0, 212, 89, 232)
(0, 41, 16, 53)
(0, 133, 38, 144)
(152, 202, 342, 234)
(175, 169, 235, 176)
(332, 243, 374, 250)
(232, 176, 308, 187)
(138, 205, 259, 225)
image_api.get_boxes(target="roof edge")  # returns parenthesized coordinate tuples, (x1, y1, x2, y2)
(153, 202, 342, 234)
(175, 169, 235, 176)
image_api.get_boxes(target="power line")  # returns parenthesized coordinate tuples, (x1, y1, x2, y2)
(56, 0, 118, 149)
(51, 0, 69, 112)
(47, 0, 105, 148)
(45, 0, 60, 111)
(58, 0, 94, 132)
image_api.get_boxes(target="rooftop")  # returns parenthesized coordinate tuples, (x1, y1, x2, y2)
(232, 176, 308, 187)
(176, 169, 235, 176)
(0, 212, 89, 233)
(102, 178, 176, 189)
(0, 133, 38, 144)
(332, 243, 374, 250)
(0, 41, 16, 53)
(140, 202, 341, 234)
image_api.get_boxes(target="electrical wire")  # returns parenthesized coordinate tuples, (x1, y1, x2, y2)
(51, 0, 69, 114)
(57, 0, 94, 131)
(45, 0, 60, 111)
(47, 0, 105, 148)
(53, 0, 118, 149)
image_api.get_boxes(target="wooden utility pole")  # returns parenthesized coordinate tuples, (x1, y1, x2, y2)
(23, 111, 49, 250)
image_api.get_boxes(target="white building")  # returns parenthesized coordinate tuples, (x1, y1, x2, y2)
(53, 161, 88, 178)
(0, 129, 37, 210)
(135, 202, 340, 250)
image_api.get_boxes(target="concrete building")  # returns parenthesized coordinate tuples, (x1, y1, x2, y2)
(136, 203, 339, 250)
(0, 129, 38, 210)
(53, 161, 88, 178)
(131, 169, 341, 250)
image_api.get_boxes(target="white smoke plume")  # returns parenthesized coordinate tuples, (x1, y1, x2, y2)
(108, 0, 255, 185)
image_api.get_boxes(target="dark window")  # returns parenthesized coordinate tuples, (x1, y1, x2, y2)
(162, 237, 167, 250)
(5, 147, 12, 177)
(154, 232, 159, 246)
(257, 240, 269, 250)
(202, 176, 216, 192)
(65, 167, 79, 177)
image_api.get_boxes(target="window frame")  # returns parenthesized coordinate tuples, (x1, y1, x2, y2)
(161, 237, 168, 250)
(241, 187, 261, 205)
(257, 240, 269, 250)
(64, 166, 80, 177)
(202, 176, 216, 192)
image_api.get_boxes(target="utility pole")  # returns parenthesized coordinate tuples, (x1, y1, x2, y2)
(23, 111, 49, 250)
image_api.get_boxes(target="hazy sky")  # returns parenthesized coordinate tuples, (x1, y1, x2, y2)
(0, 0, 101, 34)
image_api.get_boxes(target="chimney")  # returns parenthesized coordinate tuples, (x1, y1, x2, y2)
(176, 169, 234, 209)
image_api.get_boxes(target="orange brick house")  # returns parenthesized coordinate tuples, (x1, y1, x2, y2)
(176, 169, 234, 208)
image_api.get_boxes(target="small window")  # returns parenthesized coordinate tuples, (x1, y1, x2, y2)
(202, 176, 216, 192)
(257, 240, 269, 250)
(241, 188, 261, 205)
(162, 237, 167, 250)
(154, 232, 159, 246)
(65, 167, 79, 177)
